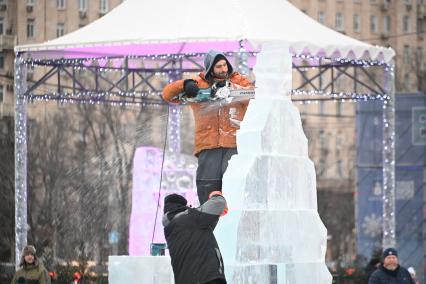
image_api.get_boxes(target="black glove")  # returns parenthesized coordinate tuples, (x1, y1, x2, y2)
(183, 79, 199, 98)
(215, 80, 227, 89)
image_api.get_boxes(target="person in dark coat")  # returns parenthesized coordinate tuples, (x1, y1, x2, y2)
(364, 257, 381, 282)
(162, 192, 228, 284)
(368, 248, 415, 284)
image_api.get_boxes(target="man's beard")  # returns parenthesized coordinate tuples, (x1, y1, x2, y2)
(214, 72, 228, 79)
(384, 264, 398, 271)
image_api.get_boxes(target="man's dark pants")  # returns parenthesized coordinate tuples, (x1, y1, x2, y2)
(196, 147, 237, 204)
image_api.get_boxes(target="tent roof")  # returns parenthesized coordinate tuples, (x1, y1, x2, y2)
(15, 0, 395, 62)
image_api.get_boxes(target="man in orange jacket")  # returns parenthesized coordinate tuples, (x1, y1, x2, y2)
(163, 50, 253, 204)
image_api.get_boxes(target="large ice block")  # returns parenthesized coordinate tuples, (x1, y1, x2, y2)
(237, 97, 308, 157)
(108, 256, 173, 284)
(235, 210, 327, 263)
(227, 263, 332, 284)
(253, 42, 293, 95)
(215, 41, 332, 284)
(223, 155, 318, 211)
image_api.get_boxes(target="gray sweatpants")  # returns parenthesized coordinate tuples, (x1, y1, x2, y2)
(196, 147, 237, 204)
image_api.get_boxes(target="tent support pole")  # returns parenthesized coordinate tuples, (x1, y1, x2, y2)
(382, 62, 396, 249)
(14, 55, 28, 268)
(167, 59, 182, 153)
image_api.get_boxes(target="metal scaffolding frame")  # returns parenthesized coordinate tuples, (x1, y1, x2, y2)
(14, 53, 396, 266)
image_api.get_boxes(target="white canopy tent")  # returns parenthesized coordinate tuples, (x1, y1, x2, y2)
(13, 0, 396, 267)
(16, 0, 394, 62)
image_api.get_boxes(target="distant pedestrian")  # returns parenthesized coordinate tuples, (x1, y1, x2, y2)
(364, 257, 381, 282)
(10, 245, 50, 284)
(368, 248, 414, 284)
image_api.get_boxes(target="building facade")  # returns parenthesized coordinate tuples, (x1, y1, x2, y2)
(0, 0, 125, 118)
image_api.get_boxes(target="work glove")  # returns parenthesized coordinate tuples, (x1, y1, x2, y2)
(209, 190, 228, 216)
(215, 80, 227, 89)
(183, 79, 199, 98)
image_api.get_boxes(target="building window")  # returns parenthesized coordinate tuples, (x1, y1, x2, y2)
(0, 53, 3, 69)
(417, 47, 423, 65)
(27, 19, 34, 38)
(336, 12, 344, 31)
(370, 15, 378, 33)
(369, 0, 377, 3)
(56, 23, 65, 37)
(403, 15, 411, 33)
(0, 18, 3, 35)
(403, 45, 410, 64)
(337, 160, 344, 177)
(384, 16, 391, 34)
(57, 0, 65, 9)
(336, 132, 342, 151)
(336, 101, 343, 116)
(319, 130, 326, 149)
(78, 0, 87, 11)
(319, 101, 325, 115)
(0, 85, 3, 103)
(0, 0, 6, 5)
(404, 0, 412, 4)
(100, 0, 108, 14)
(318, 11, 326, 25)
(27, 0, 35, 6)
(353, 14, 360, 32)
(404, 73, 410, 90)
(319, 159, 326, 177)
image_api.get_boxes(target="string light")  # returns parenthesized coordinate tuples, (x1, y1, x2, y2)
(23, 51, 393, 70)
(26, 93, 165, 107)
(291, 89, 390, 101)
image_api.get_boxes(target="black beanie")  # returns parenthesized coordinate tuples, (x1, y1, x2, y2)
(382, 247, 398, 259)
(164, 194, 187, 213)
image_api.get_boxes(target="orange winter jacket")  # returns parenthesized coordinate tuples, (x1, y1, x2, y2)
(162, 72, 253, 156)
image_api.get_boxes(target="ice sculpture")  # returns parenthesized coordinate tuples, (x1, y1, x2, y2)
(215, 42, 332, 284)
(108, 256, 173, 283)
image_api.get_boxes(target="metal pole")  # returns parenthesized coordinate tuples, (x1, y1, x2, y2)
(14, 55, 28, 267)
(382, 61, 396, 249)
(168, 60, 182, 153)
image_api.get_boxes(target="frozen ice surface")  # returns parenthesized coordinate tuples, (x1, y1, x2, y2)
(108, 256, 173, 284)
(227, 263, 332, 284)
(215, 41, 332, 283)
(235, 210, 327, 263)
(223, 155, 318, 211)
(253, 42, 293, 95)
(237, 97, 308, 157)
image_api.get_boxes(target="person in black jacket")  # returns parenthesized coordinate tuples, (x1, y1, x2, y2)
(162, 192, 227, 284)
(368, 248, 415, 284)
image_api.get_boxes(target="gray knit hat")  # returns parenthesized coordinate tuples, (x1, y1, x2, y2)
(204, 50, 233, 80)
(22, 245, 36, 256)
